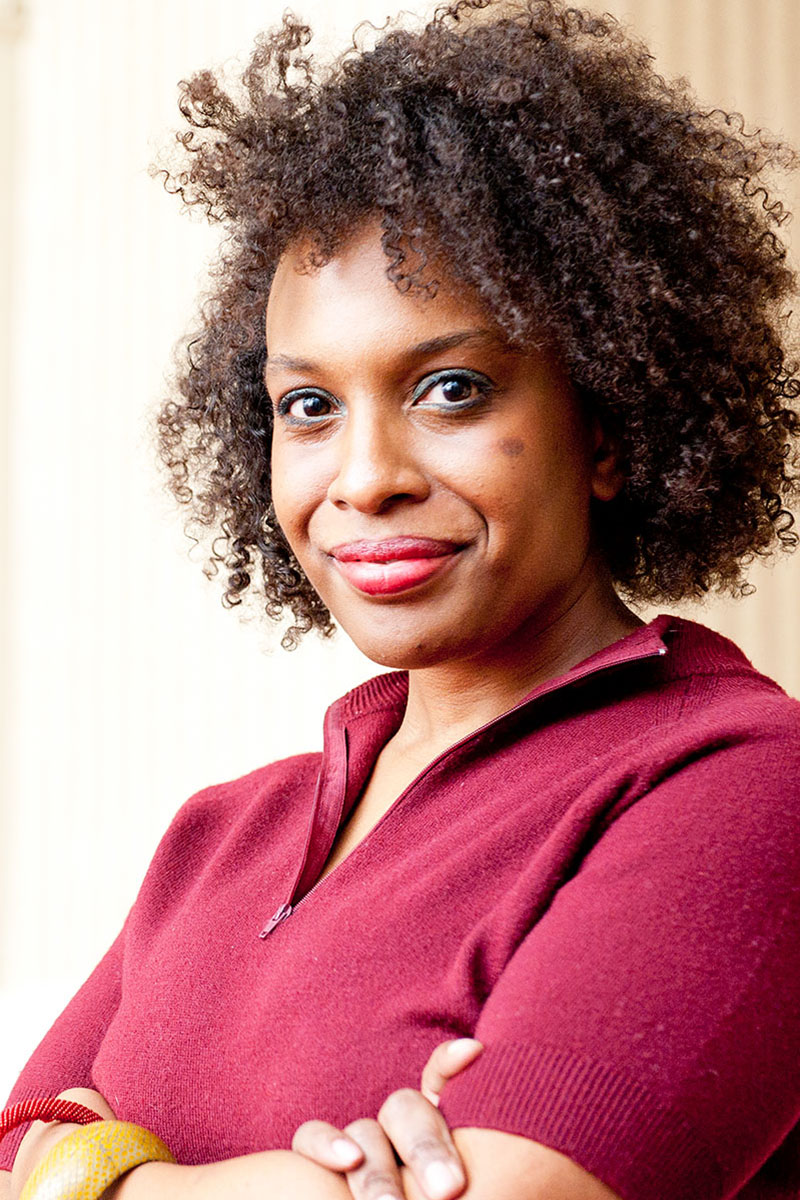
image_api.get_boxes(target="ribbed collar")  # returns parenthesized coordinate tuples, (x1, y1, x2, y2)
(335, 612, 681, 722)
(266, 612, 765, 930)
(277, 613, 678, 921)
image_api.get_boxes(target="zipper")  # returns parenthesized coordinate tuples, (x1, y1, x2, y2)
(260, 902, 293, 937)
(258, 633, 670, 939)
(258, 860, 338, 936)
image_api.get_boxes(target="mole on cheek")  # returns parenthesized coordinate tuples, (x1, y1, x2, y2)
(497, 437, 525, 458)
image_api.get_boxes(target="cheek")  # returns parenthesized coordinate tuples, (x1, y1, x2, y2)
(477, 437, 591, 544)
(495, 436, 526, 458)
(269, 442, 292, 530)
(270, 441, 327, 547)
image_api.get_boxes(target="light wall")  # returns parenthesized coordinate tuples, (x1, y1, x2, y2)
(1, 0, 798, 1100)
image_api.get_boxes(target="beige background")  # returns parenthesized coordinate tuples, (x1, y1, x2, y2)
(1, 0, 798, 1100)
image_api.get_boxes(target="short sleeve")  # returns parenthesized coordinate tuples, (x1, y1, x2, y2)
(438, 734, 800, 1200)
(0, 923, 126, 1173)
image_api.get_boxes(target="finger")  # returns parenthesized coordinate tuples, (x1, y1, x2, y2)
(342, 1117, 405, 1200)
(420, 1039, 483, 1106)
(377, 1088, 466, 1200)
(292, 1119, 365, 1171)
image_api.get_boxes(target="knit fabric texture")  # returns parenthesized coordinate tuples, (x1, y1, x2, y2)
(2, 614, 799, 1199)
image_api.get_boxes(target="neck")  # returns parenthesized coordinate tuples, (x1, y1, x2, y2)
(394, 573, 643, 756)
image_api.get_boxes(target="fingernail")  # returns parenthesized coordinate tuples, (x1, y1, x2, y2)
(447, 1038, 483, 1058)
(424, 1159, 463, 1199)
(331, 1137, 361, 1167)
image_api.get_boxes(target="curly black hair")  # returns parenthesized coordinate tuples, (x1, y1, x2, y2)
(153, 0, 800, 648)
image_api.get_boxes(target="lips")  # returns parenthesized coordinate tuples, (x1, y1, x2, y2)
(330, 537, 461, 563)
(328, 537, 464, 595)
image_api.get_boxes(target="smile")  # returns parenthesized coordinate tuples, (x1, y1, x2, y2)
(328, 538, 464, 596)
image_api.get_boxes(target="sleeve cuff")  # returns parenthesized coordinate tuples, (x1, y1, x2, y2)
(437, 1040, 723, 1200)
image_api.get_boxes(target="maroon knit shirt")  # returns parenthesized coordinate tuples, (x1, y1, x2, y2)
(3, 614, 800, 1199)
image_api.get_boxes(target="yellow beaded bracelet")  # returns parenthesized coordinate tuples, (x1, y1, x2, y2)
(20, 1120, 176, 1200)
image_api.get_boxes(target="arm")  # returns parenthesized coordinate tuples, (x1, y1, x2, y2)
(11, 739, 799, 1199)
(435, 736, 800, 1199)
(5, 1093, 374, 1200)
(11, 1145, 369, 1200)
(110, 1153, 375, 1199)
(404, 1130, 620, 1200)
(107, 1131, 619, 1200)
(297, 734, 800, 1200)
(5, 1047, 619, 1200)
(294, 1043, 621, 1200)
(9, 1048, 620, 1200)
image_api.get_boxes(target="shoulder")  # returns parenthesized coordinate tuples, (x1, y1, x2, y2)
(572, 617, 800, 812)
(637, 614, 800, 752)
(136, 750, 323, 895)
(587, 617, 800, 844)
(597, 620, 800, 876)
(171, 751, 323, 831)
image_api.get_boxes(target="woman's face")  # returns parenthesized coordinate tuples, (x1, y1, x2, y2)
(266, 217, 624, 670)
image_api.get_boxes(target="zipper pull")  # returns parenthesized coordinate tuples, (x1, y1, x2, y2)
(259, 902, 293, 939)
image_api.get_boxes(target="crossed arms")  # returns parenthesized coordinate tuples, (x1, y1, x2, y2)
(3, 1043, 620, 1200)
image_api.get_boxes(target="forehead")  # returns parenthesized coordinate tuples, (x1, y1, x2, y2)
(265, 219, 494, 353)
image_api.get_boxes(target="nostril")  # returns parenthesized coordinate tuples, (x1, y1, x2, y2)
(326, 454, 430, 513)
(327, 485, 426, 515)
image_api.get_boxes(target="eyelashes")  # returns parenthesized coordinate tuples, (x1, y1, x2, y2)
(274, 368, 496, 424)
(412, 368, 495, 408)
(276, 392, 336, 421)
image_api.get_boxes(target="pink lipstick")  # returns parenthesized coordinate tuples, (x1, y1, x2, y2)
(329, 537, 463, 596)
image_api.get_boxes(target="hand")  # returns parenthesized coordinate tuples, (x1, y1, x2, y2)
(291, 1037, 483, 1200)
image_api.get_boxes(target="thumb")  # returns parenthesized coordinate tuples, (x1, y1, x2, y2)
(420, 1038, 483, 1107)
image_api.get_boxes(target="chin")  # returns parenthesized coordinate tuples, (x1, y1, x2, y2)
(341, 622, 472, 672)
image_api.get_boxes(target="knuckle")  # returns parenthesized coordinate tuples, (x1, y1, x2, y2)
(344, 1117, 381, 1140)
(291, 1121, 314, 1149)
(419, 1067, 443, 1099)
(405, 1135, 448, 1165)
(359, 1167, 400, 1193)
(428, 1041, 454, 1073)
(378, 1088, 419, 1123)
(291, 1119, 332, 1152)
(300, 1119, 329, 1135)
(431, 1040, 453, 1063)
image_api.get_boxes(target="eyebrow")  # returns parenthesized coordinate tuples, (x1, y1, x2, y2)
(264, 328, 518, 374)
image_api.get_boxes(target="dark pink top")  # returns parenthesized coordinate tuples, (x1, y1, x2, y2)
(3, 614, 800, 1199)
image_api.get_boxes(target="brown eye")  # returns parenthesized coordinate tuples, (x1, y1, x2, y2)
(413, 369, 495, 409)
(439, 377, 475, 402)
(280, 393, 336, 420)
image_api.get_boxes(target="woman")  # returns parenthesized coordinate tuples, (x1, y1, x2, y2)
(2, 1, 800, 1197)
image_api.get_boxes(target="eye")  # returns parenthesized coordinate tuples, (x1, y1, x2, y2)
(276, 392, 337, 422)
(413, 369, 494, 408)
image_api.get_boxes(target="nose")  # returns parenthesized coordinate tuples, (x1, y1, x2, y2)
(326, 405, 430, 514)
